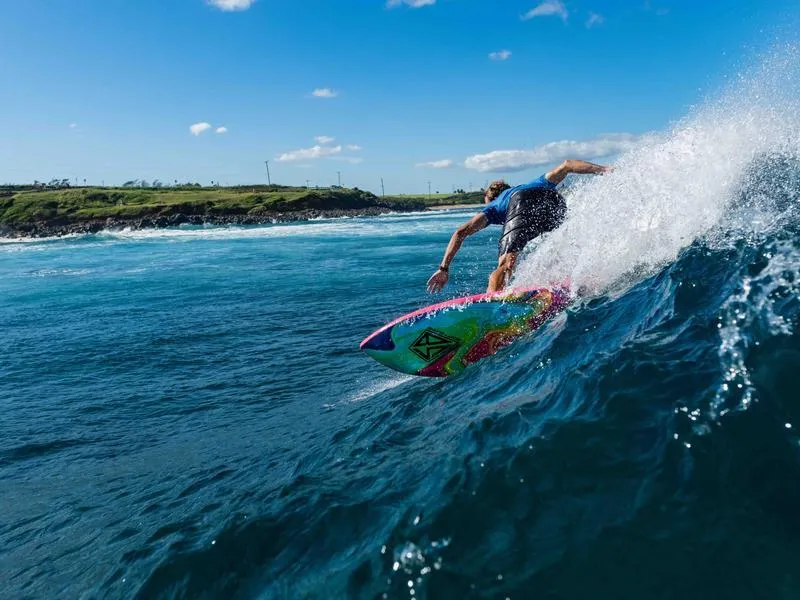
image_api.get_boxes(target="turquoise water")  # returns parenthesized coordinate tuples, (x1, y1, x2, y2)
(0, 212, 499, 597)
(3, 197, 800, 598)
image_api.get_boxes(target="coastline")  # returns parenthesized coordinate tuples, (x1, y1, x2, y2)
(0, 185, 449, 239)
(0, 206, 417, 239)
(0, 185, 487, 239)
(426, 203, 482, 211)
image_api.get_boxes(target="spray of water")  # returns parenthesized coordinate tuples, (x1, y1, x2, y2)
(513, 44, 800, 295)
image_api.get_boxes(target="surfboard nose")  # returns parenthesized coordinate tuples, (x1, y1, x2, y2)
(360, 326, 395, 352)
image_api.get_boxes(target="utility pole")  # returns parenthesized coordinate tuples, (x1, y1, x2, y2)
(427, 180, 431, 199)
(264, 161, 271, 186)
(337, 171, 342, 187)
(305, 179, 310, 189)
(380, 177, 385, 197)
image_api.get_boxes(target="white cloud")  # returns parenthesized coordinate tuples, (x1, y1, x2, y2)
(489, 50, 512, 61)
(464, 134, 644, 173)
(644, 1, 670, 16)
(416, 159, 455, 169)
(190, 122, 212, 136)
(387, 0, 436, 8)
(585, 12, 605, 28)
(208, 0, 255, 11)
(330, 156, 364, 165)
(522, 1, 568, 22)
(69, 123, 77, 129)
(311, 88, 338, 98)
(315, 135, 335, 144)
(346, 144, 362, 151)
(278, 144, 343, 162)
(216, 126, 228, 134)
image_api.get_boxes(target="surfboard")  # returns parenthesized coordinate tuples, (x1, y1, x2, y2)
(360, 286, 571, 378)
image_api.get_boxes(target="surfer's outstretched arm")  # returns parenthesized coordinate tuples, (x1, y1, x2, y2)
(545, 159, 613, 184)
(427, 213, 489, 293)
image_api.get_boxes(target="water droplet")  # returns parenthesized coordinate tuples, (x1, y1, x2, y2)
(211, 540, 216, 545)
(673, 433, 679, 440)
(381, 545, 386, 554)
(497, 574, 503, 581)
(685, 442, 692, 449)
(408, 580, 414, 588)
(786, 423, 792, 429)
(413, 516, 420, 526)
(393, 562, 400, 571)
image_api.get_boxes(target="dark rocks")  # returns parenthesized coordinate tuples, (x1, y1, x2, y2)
(0, 206, 422, 239)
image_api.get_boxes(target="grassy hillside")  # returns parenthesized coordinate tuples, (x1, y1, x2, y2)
(0, 186, 423, 227)
(385, 191, 484, 206)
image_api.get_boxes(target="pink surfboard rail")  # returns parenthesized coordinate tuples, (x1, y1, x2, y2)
(360, 284, 568, 350)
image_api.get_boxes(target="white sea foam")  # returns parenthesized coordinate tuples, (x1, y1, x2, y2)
(0, 210, 471, 250)
(713, 236, 800, 417)
(348, 373, 415, 403)
(513, 44, 800, 295)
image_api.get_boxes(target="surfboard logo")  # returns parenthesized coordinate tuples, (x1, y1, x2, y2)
(410, 328, 460, 363)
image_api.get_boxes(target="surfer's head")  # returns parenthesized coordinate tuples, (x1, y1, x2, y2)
(485, 180, 511, 204)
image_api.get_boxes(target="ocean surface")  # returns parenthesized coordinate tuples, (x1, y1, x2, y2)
(2, 48, 800, 599)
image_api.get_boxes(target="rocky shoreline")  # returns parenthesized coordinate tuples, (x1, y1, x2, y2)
(0, 206, 419, 239)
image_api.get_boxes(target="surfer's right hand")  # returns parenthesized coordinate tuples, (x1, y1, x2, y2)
(427, 269, 449, 293)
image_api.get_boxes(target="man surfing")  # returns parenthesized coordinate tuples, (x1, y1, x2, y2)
(426, 159, 612, 294)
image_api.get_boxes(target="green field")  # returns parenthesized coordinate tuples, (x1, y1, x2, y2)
(0, 185, 423, 227)
(385, 191, 484, 206)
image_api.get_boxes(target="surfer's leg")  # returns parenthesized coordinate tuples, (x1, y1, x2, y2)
(487, 252, 517, 293)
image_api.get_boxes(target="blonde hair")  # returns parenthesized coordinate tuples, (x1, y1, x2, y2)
(485, 180, 511, 202)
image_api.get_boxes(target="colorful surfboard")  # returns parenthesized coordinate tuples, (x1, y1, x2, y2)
(360, 286, 571, 377)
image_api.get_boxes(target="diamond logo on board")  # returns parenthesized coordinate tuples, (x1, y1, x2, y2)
(409, 328, 460, 363)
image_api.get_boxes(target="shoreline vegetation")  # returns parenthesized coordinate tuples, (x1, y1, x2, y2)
(0, 184, 484, 238)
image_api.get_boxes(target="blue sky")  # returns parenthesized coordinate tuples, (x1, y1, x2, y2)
(1, 0, 798, 194)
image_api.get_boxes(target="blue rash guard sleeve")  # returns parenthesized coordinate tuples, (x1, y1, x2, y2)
(481, 198, 504, 225)
(515, 174, 557, 192)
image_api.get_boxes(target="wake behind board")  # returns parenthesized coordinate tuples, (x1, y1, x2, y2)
(360, 286, 571, 378)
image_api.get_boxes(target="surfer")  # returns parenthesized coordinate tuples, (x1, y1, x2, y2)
(427, 159, 612, 293)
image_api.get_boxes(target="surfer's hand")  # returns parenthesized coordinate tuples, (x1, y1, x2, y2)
(427, 269, 449, 293)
